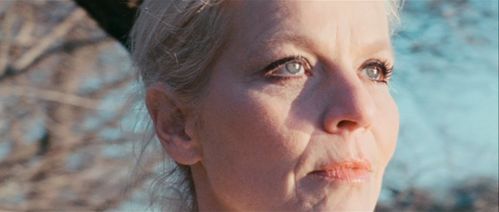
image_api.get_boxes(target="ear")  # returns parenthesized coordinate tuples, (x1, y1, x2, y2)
(145, 83, 202, 165)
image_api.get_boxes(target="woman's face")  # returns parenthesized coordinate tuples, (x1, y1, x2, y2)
(191, 1, 399, 211)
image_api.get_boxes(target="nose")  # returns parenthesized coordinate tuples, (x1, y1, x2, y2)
(322, 75, 376, 134)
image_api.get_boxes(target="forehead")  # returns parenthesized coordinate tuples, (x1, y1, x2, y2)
(227, 0, 392, 60)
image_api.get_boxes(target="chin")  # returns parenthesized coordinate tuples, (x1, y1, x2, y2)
(294, 168, 384, 212)
(312, 190, 380, 212)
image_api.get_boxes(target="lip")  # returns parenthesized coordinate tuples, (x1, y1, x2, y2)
(308, 159, 373, 183)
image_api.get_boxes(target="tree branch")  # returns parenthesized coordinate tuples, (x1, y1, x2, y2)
(73, 0, 142, 49)
(0, 84, 106, 110)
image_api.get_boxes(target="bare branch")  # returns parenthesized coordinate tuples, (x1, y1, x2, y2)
(0, 8, 86, 82)
(12, 8, 85, 71)
(0, 3, 14, 75)
(0, 84, 106, 110)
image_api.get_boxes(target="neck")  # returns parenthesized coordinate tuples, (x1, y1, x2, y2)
(190, 163, 234, 212)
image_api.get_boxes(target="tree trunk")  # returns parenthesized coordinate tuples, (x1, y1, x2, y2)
(73, 0, 142, 50)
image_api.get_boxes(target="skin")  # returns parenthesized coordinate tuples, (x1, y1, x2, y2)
(146, 1, 399, 211)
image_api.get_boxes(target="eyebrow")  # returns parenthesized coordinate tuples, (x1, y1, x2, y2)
(244, 29, 316, 68)
(249, 29, 316, 56)
(354, 39, 394, 60)
(246, 29, 393, 65)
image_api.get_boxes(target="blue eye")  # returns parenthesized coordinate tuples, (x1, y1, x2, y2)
(263, 56, 311, 79)
(364, 66, 382, 80)
(360, 59, 393, 84)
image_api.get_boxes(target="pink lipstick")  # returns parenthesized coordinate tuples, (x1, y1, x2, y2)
(309, 160, 372, 183)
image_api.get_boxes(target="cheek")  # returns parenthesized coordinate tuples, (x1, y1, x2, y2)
(196, 82, 309, 208)
(373, 91, 399, 165)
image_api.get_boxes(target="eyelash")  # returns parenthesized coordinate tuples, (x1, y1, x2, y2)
(262, 55, 312, 81)
(261, 56, 394, 84)
(361, 58, 394, 84)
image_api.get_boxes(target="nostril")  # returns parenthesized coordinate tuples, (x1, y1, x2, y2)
(337, 120, 357, 130)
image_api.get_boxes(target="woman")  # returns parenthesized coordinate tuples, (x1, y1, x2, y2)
(130, 0, 401, 211)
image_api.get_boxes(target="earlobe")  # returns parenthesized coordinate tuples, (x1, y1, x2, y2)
(145, 83, 202, 165)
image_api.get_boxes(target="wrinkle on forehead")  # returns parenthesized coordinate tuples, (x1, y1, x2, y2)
(230, 0, 392, 64)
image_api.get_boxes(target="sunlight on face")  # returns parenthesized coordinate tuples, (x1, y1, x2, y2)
(192, 1, 399, 211)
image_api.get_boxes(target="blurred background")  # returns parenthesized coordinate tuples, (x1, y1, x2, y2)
(0, 0, 497, 211)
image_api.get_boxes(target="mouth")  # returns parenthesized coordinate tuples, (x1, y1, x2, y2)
(308, 159, 373, 183)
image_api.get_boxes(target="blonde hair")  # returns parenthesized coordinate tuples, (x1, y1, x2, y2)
(130, 0, 402, 102)
(130, 0, 229, 105)
(129, 0, 402, 211)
